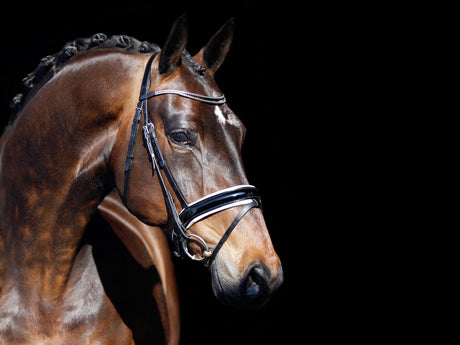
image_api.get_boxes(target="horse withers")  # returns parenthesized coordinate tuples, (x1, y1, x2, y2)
(0, 16, 282, 344)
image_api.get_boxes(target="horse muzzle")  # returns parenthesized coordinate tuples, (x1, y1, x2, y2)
(210, 260, 284, 310)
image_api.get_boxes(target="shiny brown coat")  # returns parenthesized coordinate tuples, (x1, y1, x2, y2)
(0, 16, 282, 344)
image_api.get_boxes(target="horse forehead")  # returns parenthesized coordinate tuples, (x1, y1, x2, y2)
(163, 68, 243, 130)
(214, 106, 241, 127)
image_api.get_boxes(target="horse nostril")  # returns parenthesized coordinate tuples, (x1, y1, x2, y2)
(241, 264, 269, 298)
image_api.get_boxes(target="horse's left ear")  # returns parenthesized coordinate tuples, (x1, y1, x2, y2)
(194, 18, 235, 75)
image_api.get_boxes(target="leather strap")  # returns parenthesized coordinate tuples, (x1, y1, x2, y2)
(179, 185, 261, 229)
(140, 90, 225, 105)
(207, 199, 260, 265)
(123, 52, 159, 205)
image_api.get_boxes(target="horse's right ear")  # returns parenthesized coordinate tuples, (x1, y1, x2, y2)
(194, 18, 235, 75)
(159, 14, 188, 74)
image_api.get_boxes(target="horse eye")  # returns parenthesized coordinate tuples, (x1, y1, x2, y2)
(170, 131, 190, 145)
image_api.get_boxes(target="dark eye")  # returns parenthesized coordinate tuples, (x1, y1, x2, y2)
(169, 131, 191, 146)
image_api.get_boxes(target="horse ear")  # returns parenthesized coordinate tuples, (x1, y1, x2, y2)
(195, 18, 235, 75)
(159, 14, 188, 74)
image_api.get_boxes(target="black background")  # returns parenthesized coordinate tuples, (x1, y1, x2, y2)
(0, 1, 392, 344)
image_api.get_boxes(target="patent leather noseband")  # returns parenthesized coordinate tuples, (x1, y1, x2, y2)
(123, 53, 262, 264)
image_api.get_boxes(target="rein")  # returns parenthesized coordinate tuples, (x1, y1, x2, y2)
(123, 53, 262, 264)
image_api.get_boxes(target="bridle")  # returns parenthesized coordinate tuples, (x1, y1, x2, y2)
(123, 53, 262, 265)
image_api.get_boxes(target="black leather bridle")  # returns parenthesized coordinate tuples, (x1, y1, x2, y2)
(123, 53, 262, 264)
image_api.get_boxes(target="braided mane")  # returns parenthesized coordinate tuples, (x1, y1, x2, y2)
(9, 34, 161, 124)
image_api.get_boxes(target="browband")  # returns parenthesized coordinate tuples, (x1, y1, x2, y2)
(140, 90, 226, 105)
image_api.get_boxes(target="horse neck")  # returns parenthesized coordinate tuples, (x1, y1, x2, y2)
(0, 51, 145, 303)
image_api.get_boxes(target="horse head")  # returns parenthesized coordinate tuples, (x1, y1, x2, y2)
(110, 16, 283, 309)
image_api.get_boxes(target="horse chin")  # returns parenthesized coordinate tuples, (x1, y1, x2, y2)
(209, 257, 279, 310)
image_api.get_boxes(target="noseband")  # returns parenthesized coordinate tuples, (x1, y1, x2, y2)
(123, 53, 262, 264)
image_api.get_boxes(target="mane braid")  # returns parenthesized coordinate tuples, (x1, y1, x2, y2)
(8, 34, 161, 124)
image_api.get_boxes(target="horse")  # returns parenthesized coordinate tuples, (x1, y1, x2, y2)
(0, 15, 283, 344)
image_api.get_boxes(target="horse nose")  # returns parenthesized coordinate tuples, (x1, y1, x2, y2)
(240, 263, 283, 308)
(241, 265, 268, 297)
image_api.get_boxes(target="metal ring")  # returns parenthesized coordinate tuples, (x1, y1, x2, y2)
(182, 234, 212, 262)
